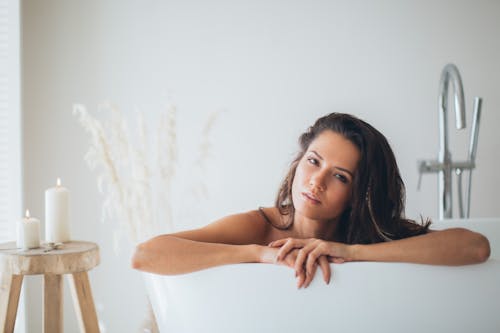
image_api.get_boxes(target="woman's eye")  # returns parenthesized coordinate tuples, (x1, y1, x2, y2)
(335, 174, 348, 183)
(307, 158, 318, 165)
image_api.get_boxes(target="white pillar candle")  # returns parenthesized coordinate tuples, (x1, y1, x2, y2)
(45, 178, 70, 243)
(17, 210, 41, 249)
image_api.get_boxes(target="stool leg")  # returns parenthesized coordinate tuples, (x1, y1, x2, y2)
(44, 274, 63, 333)
(68, 271, 100, 333)
(0, 273, 23, 333)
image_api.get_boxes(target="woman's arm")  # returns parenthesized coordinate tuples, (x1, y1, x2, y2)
(351, 227, 490, 265)
(270, 228, 490, 288)
(131, 210, 278, 275)
(131, 235, 265, 274)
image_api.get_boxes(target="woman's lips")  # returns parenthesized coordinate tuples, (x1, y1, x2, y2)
(302, 192, 321, 205)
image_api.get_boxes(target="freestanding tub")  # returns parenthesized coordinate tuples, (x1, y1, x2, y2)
(144, 218, 500, 333)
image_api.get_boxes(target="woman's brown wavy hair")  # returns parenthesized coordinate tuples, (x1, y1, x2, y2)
(274, 113, 430, 244)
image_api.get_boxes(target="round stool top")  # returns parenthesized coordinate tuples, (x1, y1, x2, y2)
(0, 241, 100, 275)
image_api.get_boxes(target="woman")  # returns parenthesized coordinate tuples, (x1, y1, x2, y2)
(132, 113, 490, 288)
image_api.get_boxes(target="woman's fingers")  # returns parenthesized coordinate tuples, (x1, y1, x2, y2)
(302, 262, 318, 288)
(305, 247, 323, 274)
(298, 256, 331, 288)
(296, 246, 332, 288)
(302, 246, 329, 287)
(294, 247, 308, 273)
(274, 239, 305, 261)
(294, 244, 317, 288)
(269, 237, 300, 247)
(328, 256, 346, 264)
(296, 270, 306, 288)
(276, 245, 293, 262)
(270, 238, 340, 288)
(282, 250, 298, 268)
(318, 256, 331, 284)
(268, 238, 286, 247)
(293, 241, 318, 272)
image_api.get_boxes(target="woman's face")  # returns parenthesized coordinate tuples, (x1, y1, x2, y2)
(292, 130, 361, 222)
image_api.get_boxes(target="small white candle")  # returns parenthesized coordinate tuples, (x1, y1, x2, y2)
(17, 210, 41, 249)
(45, 178, 70, 243)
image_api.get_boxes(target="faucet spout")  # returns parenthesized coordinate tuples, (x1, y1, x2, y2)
(439, 63, 466, 131)
(418, 64, 482, 220)
(437, 63, 467, 219)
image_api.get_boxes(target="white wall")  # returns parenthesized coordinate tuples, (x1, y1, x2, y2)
(21, 0, 500, 331)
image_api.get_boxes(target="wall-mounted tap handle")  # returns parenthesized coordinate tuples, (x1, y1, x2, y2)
(468, 97, 482, 163)
(417, 159, 442, 190)
(465, 97, 482, 218)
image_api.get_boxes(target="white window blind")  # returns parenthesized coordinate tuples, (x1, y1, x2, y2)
(0, 0, 21, 242)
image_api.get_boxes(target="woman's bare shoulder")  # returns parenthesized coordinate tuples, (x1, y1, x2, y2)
(169, 209, 271, 245)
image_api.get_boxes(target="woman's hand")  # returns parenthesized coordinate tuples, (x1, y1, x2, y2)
(258, 245, 313, 288)
(275, 248, 310, 289)
(269, 238, 354, 288)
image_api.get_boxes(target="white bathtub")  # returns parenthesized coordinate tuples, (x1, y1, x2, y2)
(144, 218, 500, 333)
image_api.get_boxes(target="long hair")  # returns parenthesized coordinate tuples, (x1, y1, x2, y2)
(274, 113, 430, 244)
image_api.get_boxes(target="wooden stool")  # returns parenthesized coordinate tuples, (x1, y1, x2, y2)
(0, 241, 100, 333)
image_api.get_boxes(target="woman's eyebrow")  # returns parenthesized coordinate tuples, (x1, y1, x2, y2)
(310, 150, 354, 177)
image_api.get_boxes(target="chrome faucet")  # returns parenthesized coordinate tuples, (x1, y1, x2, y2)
(418, 64, 482, 219)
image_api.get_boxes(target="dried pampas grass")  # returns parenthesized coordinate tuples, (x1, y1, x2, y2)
(74, 102, 218, 247)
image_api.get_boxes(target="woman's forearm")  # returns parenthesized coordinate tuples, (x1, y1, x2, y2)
(131, 235, 268, 275)
(350, 228, 490, 266)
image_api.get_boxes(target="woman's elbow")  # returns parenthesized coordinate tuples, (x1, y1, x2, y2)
(475, 233, 491, 263)
(131, 242, 150, 271)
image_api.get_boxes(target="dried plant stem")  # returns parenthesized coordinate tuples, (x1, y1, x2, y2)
(74, 103, 219, 247)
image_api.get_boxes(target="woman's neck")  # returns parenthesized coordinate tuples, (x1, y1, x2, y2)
(292, 213, 338, 240)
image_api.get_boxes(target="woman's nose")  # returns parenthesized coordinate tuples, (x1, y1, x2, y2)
(309, 172, 326, 191)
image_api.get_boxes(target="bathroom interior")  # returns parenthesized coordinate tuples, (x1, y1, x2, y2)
(1, 0, 500, 332)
